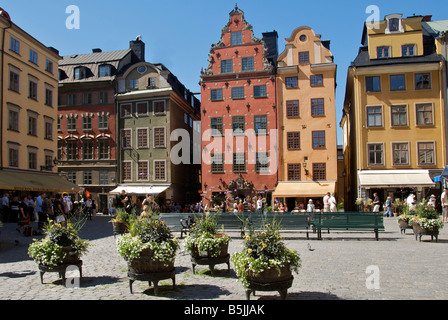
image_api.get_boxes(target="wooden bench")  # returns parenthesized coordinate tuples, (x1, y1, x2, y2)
(312, 212, 385, 241)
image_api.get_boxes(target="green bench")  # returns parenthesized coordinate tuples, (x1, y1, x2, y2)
(312, 212, 385, 241)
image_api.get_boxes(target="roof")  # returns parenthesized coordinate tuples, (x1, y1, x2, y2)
(352, 47, 443, 68)
(60, 49, 131, 66)
(422, 20, 448, 38)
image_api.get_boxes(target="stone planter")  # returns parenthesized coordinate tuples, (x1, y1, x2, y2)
(412, 223, 439, 242)
(245, 264, 293, 300)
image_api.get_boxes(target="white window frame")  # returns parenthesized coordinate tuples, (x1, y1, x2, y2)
(121, 129, 132, 150)
(153, 160, 167, 181)
(153, 126, 166, 148)
(136, 127, 149, 149)
(137, 160, 150, 181)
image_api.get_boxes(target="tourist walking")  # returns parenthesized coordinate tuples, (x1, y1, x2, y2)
(35, 192, 46, 232)
(256, 196, 263, 215)
(441, 188, 448, 223)
(17, 195, 30, 233)
(372, 193, 381, 212)
(384, 196, 392, 217)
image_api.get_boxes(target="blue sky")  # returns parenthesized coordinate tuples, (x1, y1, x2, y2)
(3, 0, 448, 144)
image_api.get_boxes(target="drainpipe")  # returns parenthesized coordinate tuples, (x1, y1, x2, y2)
(0, 18, 12, 170)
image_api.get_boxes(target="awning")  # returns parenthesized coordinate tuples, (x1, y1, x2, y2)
(273, 181, 336, 198)
(358, 170, 435, 188)
(0, 170, 80, 193)
(110, 185, 170, 196)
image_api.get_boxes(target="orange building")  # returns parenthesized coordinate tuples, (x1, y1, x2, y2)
(199, 5, 278, 210)
(273, 26, 338, 211)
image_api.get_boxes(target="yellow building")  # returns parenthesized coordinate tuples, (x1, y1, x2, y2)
(341, 14, 446, 210)
(273, 26, 338, 211)
(0, 8, 77, 194)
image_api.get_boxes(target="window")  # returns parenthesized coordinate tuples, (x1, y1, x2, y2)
(233, 153, 246, 172)
(415, 73, 431, 90)
(312, 131, 326, 149)
(98, 139, 110, 160)
(99, 171, 109, 185)
(28, 151, 37, 170)
(66, 141, 78, 161)
(221, 59, 233, 73)
(211, 89, 223, 101)
(153, 101, 165, 114)
(9, 69, 20, 92)
(390, 74, 405, 91)
(242, 57, 254, 71)
(83, 171, 92, 185)
(153, 127, 166, 148)
(211, 117, 223, 136)
(154, 160, 166, 181)
(148, 77, 156, 87)
(28, 115, 37, 136)
(231, 87, 244, 99)
(389, 18, 400, 32)
(376, 46, 390, 58)
(256, 153, 269, 173)
(418, 142, 435, 165)
(8, 147, 19, 168)
(8, 109, 19, 131)
(98, 115, 108, 130)
(232, 116, 245, 134)
(44, 120, 53, 140)
(299, 51, 309, 64)
(416, 103, 433, 126)
(211, 153, 224, 173)
(391, 105, 408, 127)
(74, 67, 86, 80)
(82, 117, 92, 131)
(366, 106, 383, 127)
(286, 77, 298, 88)
(137, 161, 149, 181)
(46, 59, 54, 73)
(57, 118, 61, 132)
(122, 162, 132, 181)
(366, 76, 381, 92)
(313, 163, 326, 180)
(368, 143, 384, 166)
(67, 172, 77, 184)
(311, 98, 325, 116)
(286, 100, 299, 118)
(121, 104, 132, 118)
(99, 92, 108, 104)
(288, 164, 301, 181)
(57, 140, 64, 161)
(29, 78, 38, 100)
(67, 94, 76, 106)
(121, 129, 132, 149)
(10, 37, 20, 54)
(67, 118, 76, 132)
(254, 115, 267, 134)
(253, 85, 267, 98)
(231, 31, 242, 45)
(137, 128, 149, 149)
(287, 132, 301, 150)
(392, 143, 409, 165)
(83, 93, 92, 105)
(402, 45, 415, 57)
(99, 65, 111, 77)
(29, 49, 38, 65)
(45, 87, 53, 106)
(310, 74, 323, 86)
(82, 140, 93, 160)
(129, 79, 138, 89)
(136, 102, 149, 116)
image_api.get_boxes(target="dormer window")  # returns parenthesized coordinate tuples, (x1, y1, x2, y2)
(385, 14, 404, 33)
(74, 67, 87, 80)
(99, 65, 111, 77)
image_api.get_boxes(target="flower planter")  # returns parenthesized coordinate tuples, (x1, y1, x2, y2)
(412, 223, 439, 242)
(127, 248, 174, 274)
(398, 219, 413, 235)
(39, 260, 83, 287)
(190, 242, 230, 276)
(245, 264, 293, 300)
(112, 221, 127, 237)
(191, 242, 229, 259)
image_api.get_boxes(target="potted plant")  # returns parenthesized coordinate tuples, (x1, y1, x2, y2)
(411, 202, 444, 242)
(110, 208, 132, 236)
(232, 220, 301, 300)
(392, 198, 405, 217)
(397, 206, 414, 234)
(183, 214, 231, 275)
(355, 198, 363, 212)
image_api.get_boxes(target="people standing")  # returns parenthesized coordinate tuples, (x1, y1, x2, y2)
(86, 197, 93, 220)
(256, 196, 263, 215)
(17, 196, 29, 233)
(323, 192, 330, 212)
(35, 192, 46, 232)
(441, 188, 448, 223)
(385, 196, 392, 217)
(9, 196, 20, 223)
(1, 193, 10, 222)
(372, 193, 381, 212)
(62, 193, 73, 217)
(329, 193, 337, 212)
(307, 199, 315, 213)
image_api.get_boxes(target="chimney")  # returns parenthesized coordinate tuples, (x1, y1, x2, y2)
(130, 36, 145, 62)
(92, 48, 102, 53)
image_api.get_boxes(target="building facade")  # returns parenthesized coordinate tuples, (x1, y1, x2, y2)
(341, 14, 446, 210)
(113, 46, 201, 209)
(0, 8, 77, 195)
(273, 26, 338, 211)
(200, 5, 278, 210)
(57, 42, 139, 212)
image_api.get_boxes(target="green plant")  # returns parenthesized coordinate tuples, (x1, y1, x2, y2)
(231, 219, 301, 288)
(116, 217, 179, 264)
(183, 214, 231, 258)
(410, 201, 444, 231)
(28, 220, 90, 267)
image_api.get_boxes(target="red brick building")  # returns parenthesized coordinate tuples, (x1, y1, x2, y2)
(200, 5, 278, 210)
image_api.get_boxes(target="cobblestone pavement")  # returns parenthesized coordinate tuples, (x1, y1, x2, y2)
(0, 215, 447, 300)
